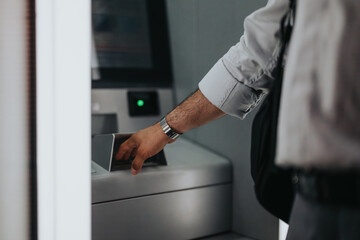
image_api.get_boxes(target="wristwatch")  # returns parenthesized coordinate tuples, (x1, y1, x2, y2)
(160, 116, 182, 140)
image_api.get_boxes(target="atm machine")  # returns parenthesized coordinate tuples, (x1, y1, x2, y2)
(91, 0, 233, 239)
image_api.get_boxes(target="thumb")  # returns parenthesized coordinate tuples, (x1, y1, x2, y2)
(131, 153, 146, 175)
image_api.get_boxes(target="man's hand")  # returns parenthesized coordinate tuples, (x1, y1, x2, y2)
(115, 123, 173, 175)
(115, 89, 225, 175)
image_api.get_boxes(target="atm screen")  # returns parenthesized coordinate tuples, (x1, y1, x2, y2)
(91, 0, 172, 88)
(92, 0, 152, 69)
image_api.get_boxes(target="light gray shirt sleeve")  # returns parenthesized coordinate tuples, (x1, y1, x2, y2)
(199, 0, 288, 119)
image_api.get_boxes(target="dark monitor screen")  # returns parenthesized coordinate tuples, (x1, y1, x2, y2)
(92, 0, 172, 88)
(92, 0, 152, 69)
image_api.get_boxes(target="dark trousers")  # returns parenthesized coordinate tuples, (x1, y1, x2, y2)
(286, 193, 360, 240)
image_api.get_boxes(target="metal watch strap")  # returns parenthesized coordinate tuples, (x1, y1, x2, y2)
(160, 117, 182, 140)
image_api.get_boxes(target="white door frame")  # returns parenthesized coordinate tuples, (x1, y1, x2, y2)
(36, 0, 91, 239)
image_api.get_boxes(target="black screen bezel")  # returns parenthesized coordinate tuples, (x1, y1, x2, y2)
(92, 0, 173, 88)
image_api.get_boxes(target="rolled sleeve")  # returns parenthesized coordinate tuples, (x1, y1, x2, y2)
(199, 59, 265, 119)
(198, 60, 238, 111)
(199, 0, 288, 119)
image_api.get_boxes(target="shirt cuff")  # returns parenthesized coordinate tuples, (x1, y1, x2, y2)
(199, 59, 262, 119)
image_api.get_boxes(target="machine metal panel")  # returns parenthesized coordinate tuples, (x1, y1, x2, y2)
(91, 88, 174, 133)
(92, 184, 232, 240)
(92, 138, 232, 203)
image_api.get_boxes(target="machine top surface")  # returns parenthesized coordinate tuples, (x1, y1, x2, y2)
(92, 138, 232, 203)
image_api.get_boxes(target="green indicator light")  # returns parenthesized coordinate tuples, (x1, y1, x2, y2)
(137, 99, 145, 107)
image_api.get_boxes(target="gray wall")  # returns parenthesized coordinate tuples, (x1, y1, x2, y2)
(166, 1, 279, 240)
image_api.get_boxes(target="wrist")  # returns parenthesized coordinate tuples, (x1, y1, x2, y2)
(165, 114, 191, 134)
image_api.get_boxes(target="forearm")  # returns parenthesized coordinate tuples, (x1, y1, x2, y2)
(166, 89, 225, 134)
